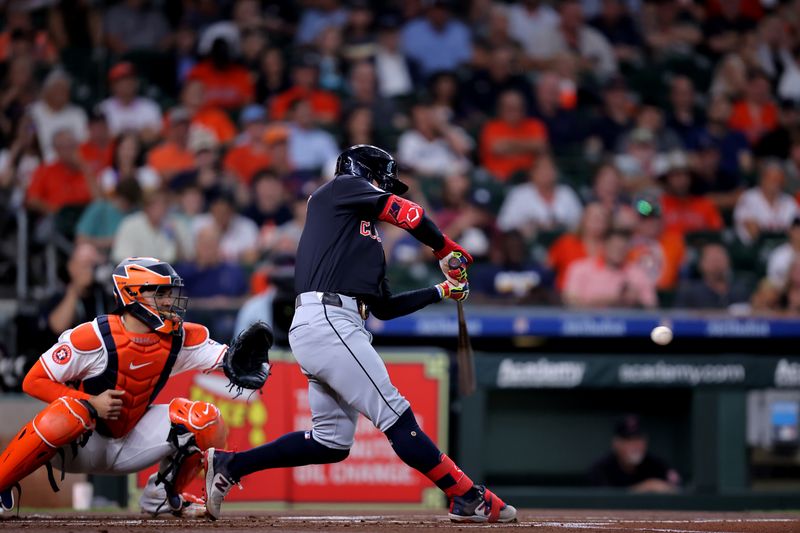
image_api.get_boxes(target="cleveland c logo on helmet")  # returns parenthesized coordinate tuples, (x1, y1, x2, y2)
(111, 257, 188, 335)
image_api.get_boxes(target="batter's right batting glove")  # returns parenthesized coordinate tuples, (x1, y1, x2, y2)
(436, 279, 470, 302)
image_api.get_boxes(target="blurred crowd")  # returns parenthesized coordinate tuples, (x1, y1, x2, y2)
(4, 0, 800, 327)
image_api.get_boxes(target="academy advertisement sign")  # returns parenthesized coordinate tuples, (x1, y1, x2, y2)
(137, 350, 449, 505)
(486, 355, 800, 390)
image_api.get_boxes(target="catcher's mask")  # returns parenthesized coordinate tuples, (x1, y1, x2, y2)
(111, 257, 188, 335)
(335, 144, 408, 195)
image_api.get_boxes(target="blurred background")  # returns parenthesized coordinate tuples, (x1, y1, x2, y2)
(0, 0, 800, 511)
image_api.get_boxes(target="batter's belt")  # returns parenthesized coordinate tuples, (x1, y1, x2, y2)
(295, 292, 370, 320)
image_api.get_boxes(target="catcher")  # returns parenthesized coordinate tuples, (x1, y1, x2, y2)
(0, 257, 271, 516)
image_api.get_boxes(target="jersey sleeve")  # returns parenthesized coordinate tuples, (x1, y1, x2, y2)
(38, 321, 107, 385)
(332, 176, 391, 217)
(172, 322, 228, 375)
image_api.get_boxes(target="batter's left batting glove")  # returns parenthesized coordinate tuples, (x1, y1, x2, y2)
(436, 279, 470, 302)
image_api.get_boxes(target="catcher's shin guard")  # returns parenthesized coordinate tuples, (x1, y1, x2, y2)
(153, 398, 227, 513)
(0, 397, 95, 496)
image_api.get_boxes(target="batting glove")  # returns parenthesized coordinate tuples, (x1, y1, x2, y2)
(433, 235, 473, 264)
(436, 279, 470, 302)
(438, 251, 470, 284)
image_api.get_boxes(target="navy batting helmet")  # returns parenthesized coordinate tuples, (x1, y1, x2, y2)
(335, 144, 408, 195)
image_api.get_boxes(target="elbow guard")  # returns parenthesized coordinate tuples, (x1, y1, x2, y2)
(378, 195, 424, 230)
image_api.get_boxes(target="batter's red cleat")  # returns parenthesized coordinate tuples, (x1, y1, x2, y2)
(448, 485, 517, 523)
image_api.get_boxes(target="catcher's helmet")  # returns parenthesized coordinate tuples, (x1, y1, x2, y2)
(335, 144, 408, 195)
(111, 257, 188, 335)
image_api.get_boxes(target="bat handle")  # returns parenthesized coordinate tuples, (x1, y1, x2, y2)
(447, 256, 463, 269)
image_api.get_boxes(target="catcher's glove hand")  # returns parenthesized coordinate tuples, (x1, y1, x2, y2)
(223, 321, 273, 398)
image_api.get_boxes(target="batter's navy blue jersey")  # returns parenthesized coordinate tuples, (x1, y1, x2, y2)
(295, 174, 391, 298)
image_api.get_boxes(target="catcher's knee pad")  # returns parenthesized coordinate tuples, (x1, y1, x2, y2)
(153, 398, 227, 511)
(0, 397, 95, 492)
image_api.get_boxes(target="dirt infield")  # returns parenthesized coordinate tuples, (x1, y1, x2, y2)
(2, 509, 800, 533)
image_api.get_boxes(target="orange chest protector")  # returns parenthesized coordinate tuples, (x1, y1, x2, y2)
(82, 315, 183, 438)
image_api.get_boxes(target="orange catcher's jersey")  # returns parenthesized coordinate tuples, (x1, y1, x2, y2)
(38, 314, 227, 438)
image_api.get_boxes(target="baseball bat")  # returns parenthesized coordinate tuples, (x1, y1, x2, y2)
(448, 257, 476, 397)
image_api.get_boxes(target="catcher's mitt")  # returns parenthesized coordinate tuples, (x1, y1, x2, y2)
(223, 321, 273, 397)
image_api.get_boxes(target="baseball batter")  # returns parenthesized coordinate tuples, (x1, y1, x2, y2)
(205, 145, 516, 523)
(0, 258, 231, 516)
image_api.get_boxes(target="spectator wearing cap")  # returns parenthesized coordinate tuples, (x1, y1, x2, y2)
(397, 98, 473, 178)
(665, 76, 705, 149)
(287, 98, 339, 173)
(169, 127, 224, 195)
(479, 89, 548, 182)
(729, 70, 779, 146)
(563, 229, 656, 308)
(76, 178, 142, 255)
(30, 69, 88, 162)
(261, 125, 294, 180)
(754, 99, 800, 160)
(270, 51, 341, 125)
(687, 95, 750, 211)
(103, 0, 171, 55)
(193, 188, 259, 265)
(373, 12, 415, 99)
(659, 153, 723, 235)
(549, 202, 611, 291)
(98, 62, 163, 143)
(26, 129, 94, 215)
(504, 0, 560, 60)
(526, 0, 617, 80)
(187, 37, 254, 110)
(78, 110, 113, 183)
(464, 45, 532, 124)
(98, 131, 160, 195)
(587, 76, 634, 156)
(296, 0, 348, 45)
(734, 160, 799, 245)
(180, 79, 237, 145)
(675, 243, 750, 310)
(588, 415, 680, 493)
(111, 188, 193, 264)
(469, 230, 548, 303)
(497, 154, 583, 238)
(770, 220, 800, 290)
(147, 107, 196, 181)
(223, 105, 271, 185)
(175, 224, 248, 300)
(401, 0, 472, 79)
(627, 198, 686, 291)
(588, 0, 643, 66)
(613, 127, 667, 193)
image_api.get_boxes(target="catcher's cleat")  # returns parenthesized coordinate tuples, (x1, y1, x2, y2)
(203, 448, 239, 520)
(448, 485, 517, 523)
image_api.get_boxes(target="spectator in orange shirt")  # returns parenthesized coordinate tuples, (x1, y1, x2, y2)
(187, 37, 254, 110)
(223, 105, 271, 184)
(27, 129, 94, 215)
(549, 202, 611, 291)
(147, 107, 196, 181)
(627, 198, 686, 291)
(270, 51, 341, 125)
(729, 69, 778, 145)
(79, 110, 113, 184)
(659, 153, 723, 235)
(181, 78, 237, 145)
(479, 89, 548, 181)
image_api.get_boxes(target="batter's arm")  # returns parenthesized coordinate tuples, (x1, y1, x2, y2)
(368, 286, 441, 321)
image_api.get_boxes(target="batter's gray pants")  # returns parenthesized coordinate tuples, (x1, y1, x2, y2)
(288, 292, 410, 450)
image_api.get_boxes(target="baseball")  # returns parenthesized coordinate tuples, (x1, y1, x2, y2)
(651, 325, 673, 346)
